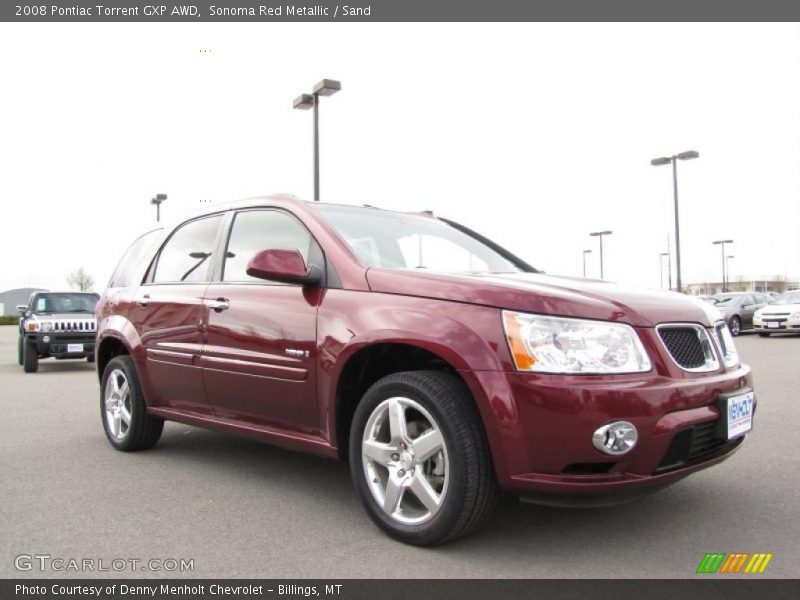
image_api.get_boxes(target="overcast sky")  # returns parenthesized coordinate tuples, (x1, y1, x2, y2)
(1, 22, 798, 293)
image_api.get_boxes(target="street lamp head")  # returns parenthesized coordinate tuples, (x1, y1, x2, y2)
(590, 230, 613, 237)
(660, 252, 669, 257)
(727, 255, 735, 259)
(313, 79, 341, 97)
(293, 94, 315, 110)
(150, 193, 167, 205)
(583, 249, 592, 254)
(676, 150, 700, 160)
(712, 239, 734, 245)
(650, 156, 672, 166)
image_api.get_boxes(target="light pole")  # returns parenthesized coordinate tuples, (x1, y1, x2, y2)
(726, 255, 735, 290)
(293, 78, 341, 201)
(589, 231, 612, 279)
(651, 150, 700, 293)
(582, 249, 592, 277)
(660, 252, 670, 289)
(712, 239, 734, 292)
(150, 193, 167, 222)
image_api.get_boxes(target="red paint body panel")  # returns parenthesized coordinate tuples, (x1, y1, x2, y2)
(96, 195, 754, 499)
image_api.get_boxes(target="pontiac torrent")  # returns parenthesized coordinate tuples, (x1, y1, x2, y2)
(95, 195, 755, 545)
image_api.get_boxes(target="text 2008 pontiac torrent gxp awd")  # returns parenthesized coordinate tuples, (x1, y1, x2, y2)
(95, 195, 755, 545)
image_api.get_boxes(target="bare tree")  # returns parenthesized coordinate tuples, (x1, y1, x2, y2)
(67, 267, 95, 292)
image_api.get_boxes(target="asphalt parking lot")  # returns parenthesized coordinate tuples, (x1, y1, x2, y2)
(1, 325, 798, 579)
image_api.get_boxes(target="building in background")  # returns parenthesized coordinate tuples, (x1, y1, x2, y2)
(0, 288, 48, 316)
(685, 276, 800, 296)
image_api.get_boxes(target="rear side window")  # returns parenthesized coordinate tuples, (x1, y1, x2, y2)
(222, 210, 318, 282)
(108, 229, 162, 288)
(153, 215, 223, 283)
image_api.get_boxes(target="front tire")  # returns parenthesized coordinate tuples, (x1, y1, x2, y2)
(18, 336, 23, 365)
(729, 316, 742, 336)
(101, 355, 163, 451)
(349, 371, 498, 546)
(23, 340, 38, 373)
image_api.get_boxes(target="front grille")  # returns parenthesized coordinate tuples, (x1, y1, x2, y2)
(52, 320, 96, 332)
(657, 326, 710, 369)
(656, 421, 742, 472)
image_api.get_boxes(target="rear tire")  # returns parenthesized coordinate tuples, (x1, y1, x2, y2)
(101, 355, 163, 451)
(758, 332, 771, 337)
(17, 336, 23, 365)
(23, 340, 38, 373)
(349, 371, 499, 546)
(87, 354, 96, 363)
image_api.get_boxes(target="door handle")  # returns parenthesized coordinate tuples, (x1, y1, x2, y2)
(137, 294, 151, 307)
(205, 298, 230, 312)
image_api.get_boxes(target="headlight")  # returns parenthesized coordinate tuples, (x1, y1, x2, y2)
(40, 322, 53, 332)
(502, 311, 652, 374)
(26, 322, 39, 332)
(791, 312, 800, 319)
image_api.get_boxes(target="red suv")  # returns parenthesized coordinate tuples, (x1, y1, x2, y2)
(95, 195, 755, 545)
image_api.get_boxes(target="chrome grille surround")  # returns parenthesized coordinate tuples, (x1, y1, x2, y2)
(656, 323, 720, 373)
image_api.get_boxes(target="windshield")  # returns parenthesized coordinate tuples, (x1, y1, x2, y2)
(711, 294, 743, 307)
(774, 291, 800, 305)
(314, 204, 524, 274)
(32, 293, 99, 314)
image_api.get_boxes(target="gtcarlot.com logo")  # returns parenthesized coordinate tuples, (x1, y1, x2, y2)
(14, 554, 194, 573)
(696, 552, 773, 574)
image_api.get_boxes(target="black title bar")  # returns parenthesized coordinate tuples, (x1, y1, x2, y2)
(3, 0, 800, 22)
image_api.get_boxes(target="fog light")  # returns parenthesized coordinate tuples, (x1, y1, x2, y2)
(592, 421, 638, 455)
(42, 336, 51, 343)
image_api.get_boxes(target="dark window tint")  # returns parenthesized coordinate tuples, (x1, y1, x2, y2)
(223, 210, 317, 282)
(108, 229, 162, 288)
(153, 215, 223, 283)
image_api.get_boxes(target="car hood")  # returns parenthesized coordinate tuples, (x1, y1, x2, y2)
(365, 269, 722, 327)
(759, 303, 800, 314)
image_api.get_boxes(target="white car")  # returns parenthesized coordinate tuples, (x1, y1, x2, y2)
(753, 291, 800, 336)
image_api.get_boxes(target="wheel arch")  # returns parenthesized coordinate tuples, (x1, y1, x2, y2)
(330, 339, 495, 465)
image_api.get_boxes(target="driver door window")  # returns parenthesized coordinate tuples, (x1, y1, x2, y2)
(222, 210, 318, 283)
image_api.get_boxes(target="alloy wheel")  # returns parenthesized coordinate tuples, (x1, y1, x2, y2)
(361, 397, 449, 525)
(104, 368, 132, 441)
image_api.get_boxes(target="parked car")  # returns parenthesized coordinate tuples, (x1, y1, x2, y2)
(95, 196, 755, 545)
(709, 292, 770, 336)
(752, 291, 800, 336)
(18, 291, 99, 373)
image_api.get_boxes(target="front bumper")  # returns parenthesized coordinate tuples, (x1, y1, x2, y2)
(463, 362, 753, 500)
(27, 333, 96, 358)
(753, 314, 800, 332)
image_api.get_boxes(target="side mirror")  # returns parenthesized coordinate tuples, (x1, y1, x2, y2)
(246, 249, 322, 286)
(16, 304, 27, 315)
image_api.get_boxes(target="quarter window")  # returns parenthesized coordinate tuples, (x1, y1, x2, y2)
(109, 229, 162, 288)
(222, 210, 318, 282)
(153, 215, 223, 283)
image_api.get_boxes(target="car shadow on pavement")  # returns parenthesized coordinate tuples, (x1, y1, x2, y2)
(143, 423, 714, 559)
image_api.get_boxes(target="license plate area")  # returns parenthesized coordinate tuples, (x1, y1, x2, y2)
(717, 390, 754, 440)
(67, 344, 84, 353)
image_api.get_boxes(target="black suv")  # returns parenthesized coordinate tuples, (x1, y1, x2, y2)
(18, 292, 99, 372)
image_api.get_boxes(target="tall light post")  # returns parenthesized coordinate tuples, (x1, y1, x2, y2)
(660, 252, 670, 289)
(726, 255, 735, 290)
(589, 231, 612, 279)
(293, 78, 341, 201)
(713, 239, 734, 292)
(582, 249, 592, 277)
(150, 193, 167, 222)
(651, 150, 700, 293)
